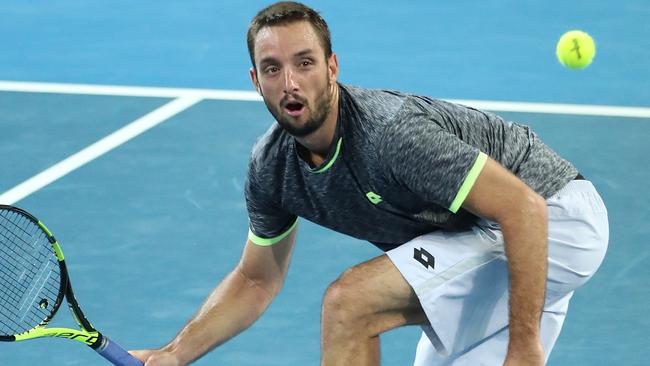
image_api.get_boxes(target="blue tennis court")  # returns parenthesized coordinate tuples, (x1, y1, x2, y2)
(1, 1, 649, 365)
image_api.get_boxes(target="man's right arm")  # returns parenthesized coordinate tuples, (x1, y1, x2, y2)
(131, 228, 297, 365)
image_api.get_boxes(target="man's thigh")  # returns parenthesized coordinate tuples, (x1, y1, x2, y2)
(323, 254, 427, 336)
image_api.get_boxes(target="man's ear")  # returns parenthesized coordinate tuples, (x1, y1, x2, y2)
(327, 52, 339, 84)
(249, 67, 261, 95)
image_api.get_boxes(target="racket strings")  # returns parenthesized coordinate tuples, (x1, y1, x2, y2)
(0, 210, 62, 336)
(0, 224, 46, 296)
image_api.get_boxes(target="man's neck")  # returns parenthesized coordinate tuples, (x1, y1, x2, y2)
(295, 84, 340, 167)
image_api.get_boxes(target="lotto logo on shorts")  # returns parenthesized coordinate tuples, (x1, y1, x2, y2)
(414, 247, 435, 269)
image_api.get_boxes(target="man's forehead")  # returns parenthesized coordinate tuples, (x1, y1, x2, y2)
(254, 21, 321, 55)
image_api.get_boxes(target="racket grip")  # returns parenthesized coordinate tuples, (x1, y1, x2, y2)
(95, 336, 144, 366)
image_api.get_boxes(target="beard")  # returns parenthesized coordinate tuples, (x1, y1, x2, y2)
(262, 79, 333, 138)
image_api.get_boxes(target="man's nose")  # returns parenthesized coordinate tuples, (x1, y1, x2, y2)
(283, 68, 299, 93)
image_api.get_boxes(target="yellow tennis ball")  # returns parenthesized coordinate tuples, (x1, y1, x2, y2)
(556, 30, 596, 69)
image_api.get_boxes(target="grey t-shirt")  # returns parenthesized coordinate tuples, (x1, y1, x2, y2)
(245, 84, 578, 251)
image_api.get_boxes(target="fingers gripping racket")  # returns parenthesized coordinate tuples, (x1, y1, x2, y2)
(0, 205, 143, 365)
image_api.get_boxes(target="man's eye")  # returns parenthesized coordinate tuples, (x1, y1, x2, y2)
(265, 66, 279, 74)
(301, 60, 313, 67)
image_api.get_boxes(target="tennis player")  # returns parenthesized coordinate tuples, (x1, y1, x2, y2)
(132, 2, 609, 365)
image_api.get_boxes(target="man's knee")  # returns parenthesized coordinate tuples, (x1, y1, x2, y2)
(322, 268, 369, 327)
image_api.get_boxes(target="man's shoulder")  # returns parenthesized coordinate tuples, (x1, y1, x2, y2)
(339, 83, 409, 120)
(339, 84, 451, 127)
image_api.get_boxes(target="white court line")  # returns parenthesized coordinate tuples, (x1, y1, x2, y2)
(0, 80, 262, 101)
(0, 80, 648, 204)
(0, 96, 201, 205)
(1, 80, 650, 118)
(446, 99, 650, 119)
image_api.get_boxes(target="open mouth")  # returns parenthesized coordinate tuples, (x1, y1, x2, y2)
(284, 101, 305, 117)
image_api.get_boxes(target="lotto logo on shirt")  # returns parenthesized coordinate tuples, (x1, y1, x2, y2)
(366, 192, 383, 205)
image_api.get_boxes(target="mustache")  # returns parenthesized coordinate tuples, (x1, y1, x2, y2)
(280, 93, 307, 107)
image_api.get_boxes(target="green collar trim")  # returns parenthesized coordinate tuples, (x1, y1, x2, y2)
(310, 137, 343, 174)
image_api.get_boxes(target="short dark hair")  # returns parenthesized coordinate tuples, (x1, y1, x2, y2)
(247, 2, 332, 70)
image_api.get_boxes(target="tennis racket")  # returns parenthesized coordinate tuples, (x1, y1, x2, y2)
(0, 205, 143, 365)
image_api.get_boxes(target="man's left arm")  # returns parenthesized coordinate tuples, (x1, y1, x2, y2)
(461, 157, 547, 366)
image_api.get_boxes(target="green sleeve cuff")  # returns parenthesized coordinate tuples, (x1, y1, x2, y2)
(248, 218, 298, 246)
(449, 152, 488, 213)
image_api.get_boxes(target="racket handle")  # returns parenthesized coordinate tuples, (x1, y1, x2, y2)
(95, 335, 144, 366)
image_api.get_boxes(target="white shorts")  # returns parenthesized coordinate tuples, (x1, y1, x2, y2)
(386, 180, 609, 365)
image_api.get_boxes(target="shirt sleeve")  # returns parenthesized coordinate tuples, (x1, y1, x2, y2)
(244, 162, 298, 246)
(379, 115, 487, 213)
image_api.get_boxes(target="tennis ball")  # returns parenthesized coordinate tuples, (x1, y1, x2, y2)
(556, 30, 596, 69)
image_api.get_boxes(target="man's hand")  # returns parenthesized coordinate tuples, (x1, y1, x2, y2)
(130, 349, 182, 366)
